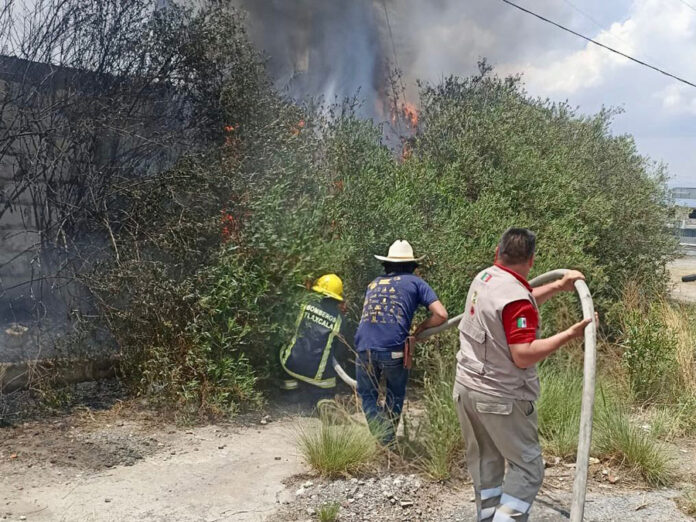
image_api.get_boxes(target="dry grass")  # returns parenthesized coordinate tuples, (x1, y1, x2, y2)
(628, 284, 696, 399)
(661, 301, 696, 396)
(614, 280, 696, 408)
(639, 301, 696, 439)
(415, 353, 463, 480)
(621, 279, 643, 310)
(677, 485, 696, 517)
(646, 396, 696, 441)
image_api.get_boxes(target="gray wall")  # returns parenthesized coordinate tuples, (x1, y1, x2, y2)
(0, 55, 179, 362)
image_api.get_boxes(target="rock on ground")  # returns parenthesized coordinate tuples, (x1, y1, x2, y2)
(272, 473, 692, 522)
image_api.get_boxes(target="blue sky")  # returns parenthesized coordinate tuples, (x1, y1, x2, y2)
(390, 0, 696, 187)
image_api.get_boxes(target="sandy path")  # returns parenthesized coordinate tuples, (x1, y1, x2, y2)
(0, 415, 310, 522)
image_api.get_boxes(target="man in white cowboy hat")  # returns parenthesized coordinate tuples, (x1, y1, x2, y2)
(354, 240, 448, 444)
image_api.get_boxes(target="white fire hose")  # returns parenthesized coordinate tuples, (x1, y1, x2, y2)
(332, 268, 596, 521)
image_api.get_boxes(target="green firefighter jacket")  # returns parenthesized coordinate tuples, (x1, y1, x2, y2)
(280, 294, 344, 388)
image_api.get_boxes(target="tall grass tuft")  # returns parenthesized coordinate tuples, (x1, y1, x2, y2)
(537, 360, 674, 486)
(537, 364, 583, 459)
(594, 391, 674, 487)
(418, 353, 463, 479)
(317, 502, 341, 522)
(296, 409, 378, 478)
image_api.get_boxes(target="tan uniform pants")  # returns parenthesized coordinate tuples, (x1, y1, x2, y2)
(453, 381, 544, 522)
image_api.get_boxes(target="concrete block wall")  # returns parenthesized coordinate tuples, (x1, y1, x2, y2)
(0, 55, 182, 362)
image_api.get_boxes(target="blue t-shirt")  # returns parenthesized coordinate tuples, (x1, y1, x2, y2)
(355, 273, 439, 352)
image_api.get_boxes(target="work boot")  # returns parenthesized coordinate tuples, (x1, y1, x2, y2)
(279, 378, 299, 390)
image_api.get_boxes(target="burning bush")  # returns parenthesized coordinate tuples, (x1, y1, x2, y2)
(86, 45, 676, 415)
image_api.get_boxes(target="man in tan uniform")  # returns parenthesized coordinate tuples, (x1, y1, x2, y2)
(453, 228, 593, 522)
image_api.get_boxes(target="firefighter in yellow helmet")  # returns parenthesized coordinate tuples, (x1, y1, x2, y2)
(279, 274, 348, 392)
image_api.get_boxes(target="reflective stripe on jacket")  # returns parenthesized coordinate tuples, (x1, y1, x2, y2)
(455, 265, 541, 401)
(280, 295, 342, 388)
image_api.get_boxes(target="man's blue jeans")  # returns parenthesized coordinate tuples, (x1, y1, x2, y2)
(356, 349, 409, 444)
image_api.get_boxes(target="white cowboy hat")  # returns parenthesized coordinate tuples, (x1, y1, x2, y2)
(374, 240, 425, 263)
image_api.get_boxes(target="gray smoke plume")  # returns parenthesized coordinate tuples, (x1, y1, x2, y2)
(231, 0, 570, 119)
(233, 0, 387, 118)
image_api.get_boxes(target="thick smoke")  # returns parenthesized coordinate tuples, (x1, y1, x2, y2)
(232, 0, 570, 119)
(234, 0, 387, 118)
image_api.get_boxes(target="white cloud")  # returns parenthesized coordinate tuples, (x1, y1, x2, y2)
(520, 0, 696, 97)
(487, 0, 696, 184)
(516, 41, 619, 93)
(392, 0, 696, 183)
(656, 84, 696, 115)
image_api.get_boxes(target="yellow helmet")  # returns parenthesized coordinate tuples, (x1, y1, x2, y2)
(312, 274, 344, 301)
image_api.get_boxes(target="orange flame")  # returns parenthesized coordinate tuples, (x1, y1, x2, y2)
(291, 119, 306, 136)
(402, 142, 413, 160)
(402, 103, 418, 127)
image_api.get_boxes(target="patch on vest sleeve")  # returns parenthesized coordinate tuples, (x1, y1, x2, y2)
(470, 291, 478, 315)
(480, 272, 493, 283)
(517, 317, 527, 328)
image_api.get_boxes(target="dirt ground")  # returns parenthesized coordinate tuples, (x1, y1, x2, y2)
(669, 255, 696, 303)
(0, 407, 307, 522)
(1, 404, 695, 522)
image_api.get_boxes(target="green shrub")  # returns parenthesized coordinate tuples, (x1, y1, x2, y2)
(109, 247, 268, 416)
(412, 65, 676, 328)
(87, 43, 677, 416)
(621, 306, 678, 404)
(297, 413, 378, 477)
